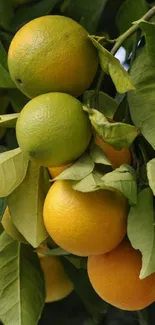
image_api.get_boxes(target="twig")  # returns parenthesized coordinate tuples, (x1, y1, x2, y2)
(111, 5, 155, 55)
(130, 29, 142, 68)
(95, 5, 155, 95)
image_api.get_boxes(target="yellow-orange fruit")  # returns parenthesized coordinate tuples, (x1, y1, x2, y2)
(8, 15, 98, 98)
(48, 163, 72, 179)
(88, 240, 155, 311)
(38, 249, 73, 303)
(43, 180, 128, 256)
(95, 136, 131, 169)
(2, 207, 27, 243)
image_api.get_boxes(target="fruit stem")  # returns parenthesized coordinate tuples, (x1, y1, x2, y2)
(95, 5, 155, 95)
(111, 5, 155, 55)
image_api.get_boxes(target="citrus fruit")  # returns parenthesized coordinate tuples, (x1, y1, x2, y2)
(38, 250, 73, 302)
(48, 163, 72, 179)
(8, 15, 98, 98)
(95, 135, 131, 169)
(43, 180, 128, 256)
(87, 240, 155, 311)
(2, 207, 27, 243)
(16, 92, 92, 167)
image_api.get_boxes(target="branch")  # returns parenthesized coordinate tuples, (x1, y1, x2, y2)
(95, 5, 155, 95)
(111, 5, 155, 55)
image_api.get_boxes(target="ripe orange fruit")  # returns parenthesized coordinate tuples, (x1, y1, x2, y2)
(48, 163, 72, 179)
(16, 93, 92, 167)
(95, 135, 131, 169)
(43, 180, 128, 256)
(2, 207, 27, 243)
(88, 240, 155, 311)
(8, 15, 98, 98)
(38, 249, 73, 302)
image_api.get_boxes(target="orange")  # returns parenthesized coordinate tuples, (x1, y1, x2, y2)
(43, 180, 128, 256)
(8, 15, 98, 98)
(38, 248, 73, 302)
(48, 163, 72, 179)
(2, 207, 27, 243)
(95, 135, 131, 169)
(16, 93, 92, 167)
(88, 240, 155, 311)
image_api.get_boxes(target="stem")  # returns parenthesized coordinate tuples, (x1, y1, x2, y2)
(95, 5, 155, 97)
(111, 5, 155, 55)
(130, 29, 141, 67)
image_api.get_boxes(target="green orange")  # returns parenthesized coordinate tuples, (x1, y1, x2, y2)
(16, 93, 92, 167)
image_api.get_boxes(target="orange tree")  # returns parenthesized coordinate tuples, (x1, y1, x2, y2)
(0, 1, 155, 325)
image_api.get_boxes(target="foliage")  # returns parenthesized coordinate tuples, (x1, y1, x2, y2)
(1, 0, 155, 325)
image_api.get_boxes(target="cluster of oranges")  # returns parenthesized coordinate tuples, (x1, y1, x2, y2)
(7, 14, 155, 310)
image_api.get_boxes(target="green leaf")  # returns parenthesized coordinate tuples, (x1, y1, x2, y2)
(83, 90, 118, 119)
(0, 232, 45, 325)
(116, 0, 148, 55)
(84, 107, 138, 149)
(137, 309, 149, 325)
(127, 188, 155, 279)
(128, 48, 155, 149)
(0, 65, 16, 89)
(8, 89, 29, 113)
(89, 36, 135, 93)
(100, 164, 137, 205)
(8, 161, 48, 247)
(40, 247, 70, 257)
(11, 0, 60, 31)
(0, 148, 29, 197)
(54, 154, 94, 181)
(60, 0, 108, 34)
(90, 141, 111, 166)
(139, 21, 155, 59)
(0, 0, 14, 28)
(0, 94, 9, 115)
(0, 41, 8, 70)
(65, 256, 87, 270)
(61, 257, 107, 320)
(147, 159, 155, 195)
(73, 172, 100, 193)
(0, 113, 18, 128)
(0, 197, 7, 221)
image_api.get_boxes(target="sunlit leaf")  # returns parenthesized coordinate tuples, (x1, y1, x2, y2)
(0, 232, 45, 325)
(84, 107, 138, 149)
(89, 36, 135, 93)
(128, 48, 155, 149)
(0, 113, 19, 128)
(101, 164, 137, 205)
(83, 90, 118, 119)
(0, 148, 29, 197)
(8, 161, 48, 247)
(54, 154, 94, 181)
(147, 159, 155, 195)
(128, 188, 155, 279)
